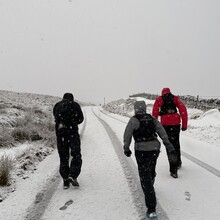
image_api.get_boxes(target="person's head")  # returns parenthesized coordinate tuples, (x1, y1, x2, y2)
(134, 101, 146, 115)
(161, 88, 171, 96)
(63, 93, 74, 101)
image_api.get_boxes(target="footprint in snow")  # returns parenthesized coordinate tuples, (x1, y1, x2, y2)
(184, 191, 191, 201)
(59, 199, 74, 210)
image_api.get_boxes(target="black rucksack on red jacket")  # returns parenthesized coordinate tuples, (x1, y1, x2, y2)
(159, 93, 178, 116)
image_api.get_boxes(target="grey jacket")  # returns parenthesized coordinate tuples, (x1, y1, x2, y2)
(123, 115, 174, 152)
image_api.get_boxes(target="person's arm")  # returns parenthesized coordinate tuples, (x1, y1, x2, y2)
(53, 103, 60, 123)
(52, 104, 57, 119)
(74, 102, 84, 124)
(175, 97, 188, 130)
(152, 97, 162, 119)
(123, 118, 135, 152)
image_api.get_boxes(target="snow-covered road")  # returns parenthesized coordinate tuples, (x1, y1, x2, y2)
(42, 106, 140, 220)
(97, 106, 220, 220)
(1, 106, 220, 220)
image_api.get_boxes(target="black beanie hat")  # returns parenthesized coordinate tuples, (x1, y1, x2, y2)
(63, 93, 74, 101)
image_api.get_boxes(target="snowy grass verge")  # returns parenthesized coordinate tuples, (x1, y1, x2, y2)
(0, 142, 54, 201)
(0, 108, 55, 148)
(0, 155, 14, 186)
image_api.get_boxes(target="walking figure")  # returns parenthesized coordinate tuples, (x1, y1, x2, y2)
(152, 88, 188, 178)
(53, 93, 84, 189)
(123, 101, 176, 219)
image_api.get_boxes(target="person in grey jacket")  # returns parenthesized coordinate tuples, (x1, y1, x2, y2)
(123, 101, 176, 219)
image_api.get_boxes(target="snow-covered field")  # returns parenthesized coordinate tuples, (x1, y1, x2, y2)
(0, 95, 220, 220)
(104, 97, 220, 147)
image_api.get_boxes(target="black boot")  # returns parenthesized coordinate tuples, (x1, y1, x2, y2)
(170, 172, 178, 178)
(68, 176, 79, 186)
(63, 179, 70, 189)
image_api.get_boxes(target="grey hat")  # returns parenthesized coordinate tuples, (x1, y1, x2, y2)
(134, 101, 146, 114)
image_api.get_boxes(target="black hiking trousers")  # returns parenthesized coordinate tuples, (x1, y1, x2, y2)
(163, 125, 181, 173)
(135, 150, 160, 213)
(56, 126, 82, 180)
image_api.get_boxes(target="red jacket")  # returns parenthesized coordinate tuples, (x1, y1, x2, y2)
(152, 88, 188, 129)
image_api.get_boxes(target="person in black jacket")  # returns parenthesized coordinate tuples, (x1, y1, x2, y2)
(123, 101, 176, 219)
(53, 93, 84, 189)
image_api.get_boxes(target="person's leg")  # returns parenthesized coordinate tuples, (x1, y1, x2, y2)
(69, 132, 82, 180)
(56, 133, 70, 180)
(172, 125, 181, 167)
(150, 151, 160, 185)
(164, 125, 179, 174)
(135, 150, 159, 214)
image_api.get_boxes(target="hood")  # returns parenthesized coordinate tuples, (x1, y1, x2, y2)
(134, 101, 146, 115)
(161, 88, 171, 96)
(63, 93, 74, 101)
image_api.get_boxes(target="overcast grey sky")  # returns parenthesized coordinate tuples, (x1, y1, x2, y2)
(1, 0, 220, 104)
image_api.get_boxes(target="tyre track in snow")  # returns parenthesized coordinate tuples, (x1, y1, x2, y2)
(181, 151, 220, 178)
(101, 109, 220, 179)
(92, 109, 169, 220)
(24, 110, 87, 220)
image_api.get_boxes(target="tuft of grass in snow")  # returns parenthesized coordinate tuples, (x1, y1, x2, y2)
(12, 104, 27, 111)
(0, 103, 7, 110)
(0, 155, 14, 186)
(0, 106, 55, 148)
(0, 108, 7, 114)
(11, 127, 42, 142)
(0, 128, 15, 148)
(12, 112, 55, 144)
(40, 119, 56, 148)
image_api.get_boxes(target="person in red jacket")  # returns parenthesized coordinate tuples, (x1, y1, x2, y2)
(152, 88, 188, 178)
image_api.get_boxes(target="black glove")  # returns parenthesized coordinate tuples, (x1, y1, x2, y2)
(182, 127, 187, 131)
(124, 150, 132, 157)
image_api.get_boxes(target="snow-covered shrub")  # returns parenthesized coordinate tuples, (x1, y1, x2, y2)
(14, 114, 32, 128)
(11, 104, 26, 111)
(0, 90, 59, 150)
(104, 98, 135, 116)
(11, 107, 55, 143)
(0, 103, 7, 110)
(29, 106, 48, 119)
(0, 129, 15, 148)
(11, 127, 43, 142)
(0, 106, 55, 148)
(0, 155, 13, 186)
(40, 119, 56, 148)
(0, 109, 7, 114)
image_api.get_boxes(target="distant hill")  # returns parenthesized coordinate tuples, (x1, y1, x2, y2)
(0, 90, 89, 111)
(0, 90, 60, 112)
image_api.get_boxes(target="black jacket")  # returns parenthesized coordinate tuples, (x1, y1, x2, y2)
(53, 95, 84, 130)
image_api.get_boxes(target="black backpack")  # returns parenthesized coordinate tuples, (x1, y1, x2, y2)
(53, 99, 76, 125)
(159, 93, 177, 116)
(133, 114, 157, 142)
